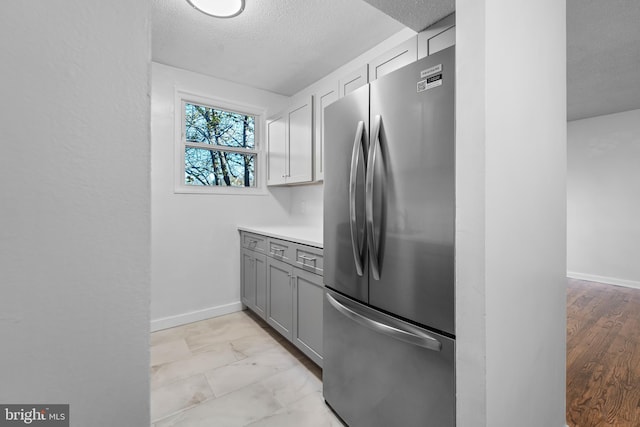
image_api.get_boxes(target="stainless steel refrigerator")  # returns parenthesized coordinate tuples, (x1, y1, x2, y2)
(322, 46, 456, 427)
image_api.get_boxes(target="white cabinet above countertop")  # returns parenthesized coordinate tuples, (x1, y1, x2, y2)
(237, 225, 323, 248)
(266, 95, 314, 186)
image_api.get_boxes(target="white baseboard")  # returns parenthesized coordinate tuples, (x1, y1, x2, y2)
(567, 271, 640, 290)
(151, 301, 243, 332)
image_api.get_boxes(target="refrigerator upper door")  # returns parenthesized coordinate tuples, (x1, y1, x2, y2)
(368, 47, 455, 335)
(323, 84, 369, 302)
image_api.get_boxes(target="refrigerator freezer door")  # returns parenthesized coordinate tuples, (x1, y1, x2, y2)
(323, 289, 455, 427)
(368, 47, 455, 335)
(323, 84, 369, 302)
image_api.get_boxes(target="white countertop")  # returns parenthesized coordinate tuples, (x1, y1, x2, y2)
(238, 225, 323, 248)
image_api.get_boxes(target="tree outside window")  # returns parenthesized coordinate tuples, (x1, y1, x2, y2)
(183, 101, 258, 188)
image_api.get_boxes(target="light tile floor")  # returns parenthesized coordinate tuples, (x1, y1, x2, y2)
(150, 310, 344, 426)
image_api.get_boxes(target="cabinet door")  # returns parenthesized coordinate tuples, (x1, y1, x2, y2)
(417, 13, 455, 59)
(427, 26, 455, 56)
(368, 36, 417, 82)
(339, 64, 368, 98)
(266, 258, 293, 340)
(314, 81, 339, 181)
(266, 114, 287, 185)
(293, 268, 324, 366)
(241, 248, 257, 311)
(286, 95, 314, 184)
(254, 252, 267, 319)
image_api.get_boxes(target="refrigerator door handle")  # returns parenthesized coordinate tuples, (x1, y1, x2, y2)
(326, 293, 442, 352)
(366, 114, 381, 280)
(349, 120, 366, 276)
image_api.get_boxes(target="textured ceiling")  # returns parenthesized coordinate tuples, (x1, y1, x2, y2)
(152, 0, 405, 96)
(361, 0, 455, 32)
(365, 0, 640, 121)
(567, 0, 640, 121)
(153, 0, 640, 120)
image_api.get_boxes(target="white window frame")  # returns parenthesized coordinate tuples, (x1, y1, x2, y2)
(174, 90, 267, 195)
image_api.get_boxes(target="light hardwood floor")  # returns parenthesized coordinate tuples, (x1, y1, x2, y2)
(566, 278, 640, 427)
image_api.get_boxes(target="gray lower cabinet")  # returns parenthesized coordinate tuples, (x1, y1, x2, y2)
(240, 230, 324, 366)
(292, 268, 324, 366)
(241, 248, 267, 319)
(266, 257, 294, 340)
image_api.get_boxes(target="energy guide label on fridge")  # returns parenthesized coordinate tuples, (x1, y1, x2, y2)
(417, 73, 442, 93)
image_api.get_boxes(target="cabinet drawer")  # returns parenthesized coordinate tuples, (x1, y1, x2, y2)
(242, 232, 267, 253)
(267, 237, 294, 263)
(294, 244, 324, 276)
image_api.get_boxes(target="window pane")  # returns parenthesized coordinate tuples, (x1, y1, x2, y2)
(185, 103, 255, 149)
(185, 147, 255, 187)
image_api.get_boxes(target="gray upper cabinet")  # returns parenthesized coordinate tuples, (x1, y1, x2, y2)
(368, 36, 418, 82)
(267, 95, 314, 186)
(339, 64, 369, 98)
(313, 80, 339, 181)
(417, 13, 455, 59)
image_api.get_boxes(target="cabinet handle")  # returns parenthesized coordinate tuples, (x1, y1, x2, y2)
(270, 247, 285, 256)
(366, 114, 383, 280)
(298, 254, 316, 265)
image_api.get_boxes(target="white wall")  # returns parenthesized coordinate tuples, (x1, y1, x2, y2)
(151, 63, 296, 330)
(288, 183, 324, 226)
(567, 109, 640, 288)
(456, 0, 567, 426)
(150, 29, 417, 329)
(455, 1, 488, 423)
(0, 1, 151, 426)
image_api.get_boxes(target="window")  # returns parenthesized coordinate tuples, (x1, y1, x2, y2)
(175, 92, 264, 194)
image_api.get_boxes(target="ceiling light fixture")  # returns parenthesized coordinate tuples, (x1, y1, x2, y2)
(186, 0, 245, 18)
